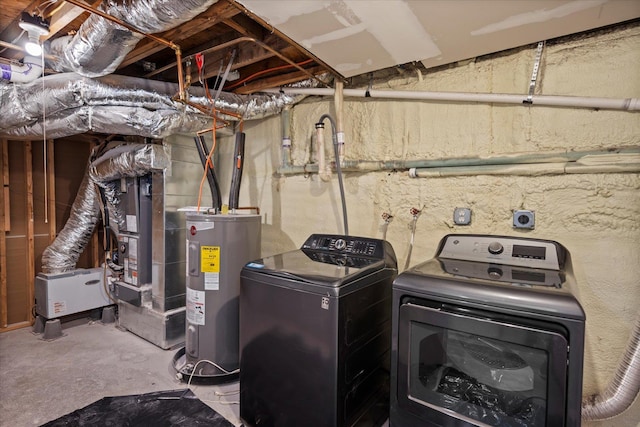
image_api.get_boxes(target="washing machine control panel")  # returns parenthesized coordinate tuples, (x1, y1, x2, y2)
(438, 235, 562, 270)
(302, 234, 384, 258)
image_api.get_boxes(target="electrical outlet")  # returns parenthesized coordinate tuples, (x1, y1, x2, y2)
(453, 208, 472, 225)
(513, 210, 535, 229)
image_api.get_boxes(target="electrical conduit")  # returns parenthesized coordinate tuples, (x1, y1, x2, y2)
(316, 114, 348, 236)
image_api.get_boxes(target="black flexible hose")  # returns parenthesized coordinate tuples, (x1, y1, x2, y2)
(229, 132, 246, 210)
(193, 135, 222, 211)
(317, 114, 349, 236)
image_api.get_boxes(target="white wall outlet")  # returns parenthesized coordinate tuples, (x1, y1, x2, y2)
(453, 208, 472, 225)
(513, 210, 535, 229)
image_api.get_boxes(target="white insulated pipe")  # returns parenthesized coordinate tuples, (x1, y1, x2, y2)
(0, 56, 43, 83)
(264, 88, 640, 112)
(315, 122, 332, 182)
(333, 80, 346, 162)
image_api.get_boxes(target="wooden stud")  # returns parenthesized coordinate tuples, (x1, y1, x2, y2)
(47, 139, 56, 242)
(0, 320, 32, 333)
(2, 139, 8, 232)
(24, 141, 35, 325)
(92, 232, 99, 268)
(0, 139, 7, 328)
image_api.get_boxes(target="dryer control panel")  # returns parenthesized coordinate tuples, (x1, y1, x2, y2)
(438, 234, 564, 270)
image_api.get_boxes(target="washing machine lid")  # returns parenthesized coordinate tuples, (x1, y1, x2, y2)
(244, 248, 389, 288)
(243, 234, 397, 290)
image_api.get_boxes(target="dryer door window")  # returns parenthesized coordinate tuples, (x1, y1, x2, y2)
(397, 302, 568, 427)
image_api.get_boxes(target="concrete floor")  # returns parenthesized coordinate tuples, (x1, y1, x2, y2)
(0, 317, 241, 426)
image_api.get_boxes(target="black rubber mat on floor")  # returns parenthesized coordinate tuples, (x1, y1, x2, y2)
(41, 389, 235, 426)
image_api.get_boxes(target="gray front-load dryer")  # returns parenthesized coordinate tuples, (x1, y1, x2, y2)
(390, 234, 586, 427)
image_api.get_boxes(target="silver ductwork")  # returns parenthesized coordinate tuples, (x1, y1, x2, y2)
(42, 143, 169, 273)
(49, 0, 218, 77)
(0, 73, 307, 139)
(582, 314, 640, 421)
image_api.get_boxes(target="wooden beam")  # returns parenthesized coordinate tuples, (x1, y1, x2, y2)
(92, 232, 99, 268)
(0, 320, 32, 333)
(47, 139, 56, 242)
(222, 13, 266, 39)
(2, 138, 8, 232)
(226, 0, 344, 81)
(233, 65, 327, 94)
(24, 141, 35, 326)
(197, 38, 290, 81)
(44, 0, 103, 39)
(0, 139, 7, 329)
(118, 0, 241, 68)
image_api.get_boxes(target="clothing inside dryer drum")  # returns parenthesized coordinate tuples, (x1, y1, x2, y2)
(410, 324, 548, 427)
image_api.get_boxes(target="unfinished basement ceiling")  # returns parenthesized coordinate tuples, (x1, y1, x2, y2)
(0, 0, 639, 95)
(238, 0, 640, 78)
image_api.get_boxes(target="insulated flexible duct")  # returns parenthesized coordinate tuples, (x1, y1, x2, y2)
(582, 315, 640, 421)
(49, 0, 218, 77)
(42, 144, 169, 273)
(0, 74, 306, 139)
(41, 167, 102, 274)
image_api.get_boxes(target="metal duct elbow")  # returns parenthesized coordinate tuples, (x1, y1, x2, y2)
(49, 0, 218, 77)
(582, 315, 640, 421)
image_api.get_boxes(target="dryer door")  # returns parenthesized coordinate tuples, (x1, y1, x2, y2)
(397, 301, 568, 427)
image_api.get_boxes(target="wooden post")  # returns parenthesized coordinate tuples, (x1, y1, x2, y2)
(47, 139, 56, 242)
(0, 139, 7, 328)
(24, 141, 35, 325)
(2, 139, 8, 232)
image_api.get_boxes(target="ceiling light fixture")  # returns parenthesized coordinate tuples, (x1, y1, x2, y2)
(19, 12, 50, 57)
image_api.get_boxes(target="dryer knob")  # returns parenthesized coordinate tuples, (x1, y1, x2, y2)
(488, 267, 503, 279)
(334, 239, 347, 250)
(488, 241, 504, 255)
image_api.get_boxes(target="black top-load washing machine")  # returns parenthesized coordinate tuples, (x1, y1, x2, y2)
(240, 234, 397, 427)
(390, 234, 585, 427)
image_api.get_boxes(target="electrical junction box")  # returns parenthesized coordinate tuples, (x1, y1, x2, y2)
(513, 210, 535, 229)
(453, 208, 472, 225)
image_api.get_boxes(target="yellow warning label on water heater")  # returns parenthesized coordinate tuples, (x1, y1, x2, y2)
(201, 246, 220, 273)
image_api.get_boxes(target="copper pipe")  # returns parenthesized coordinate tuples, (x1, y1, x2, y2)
(145, 35, 330, 87)
(234, 206, 260, 215)
(145, 37, 251, 78)
(175, 48, 186, 101)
